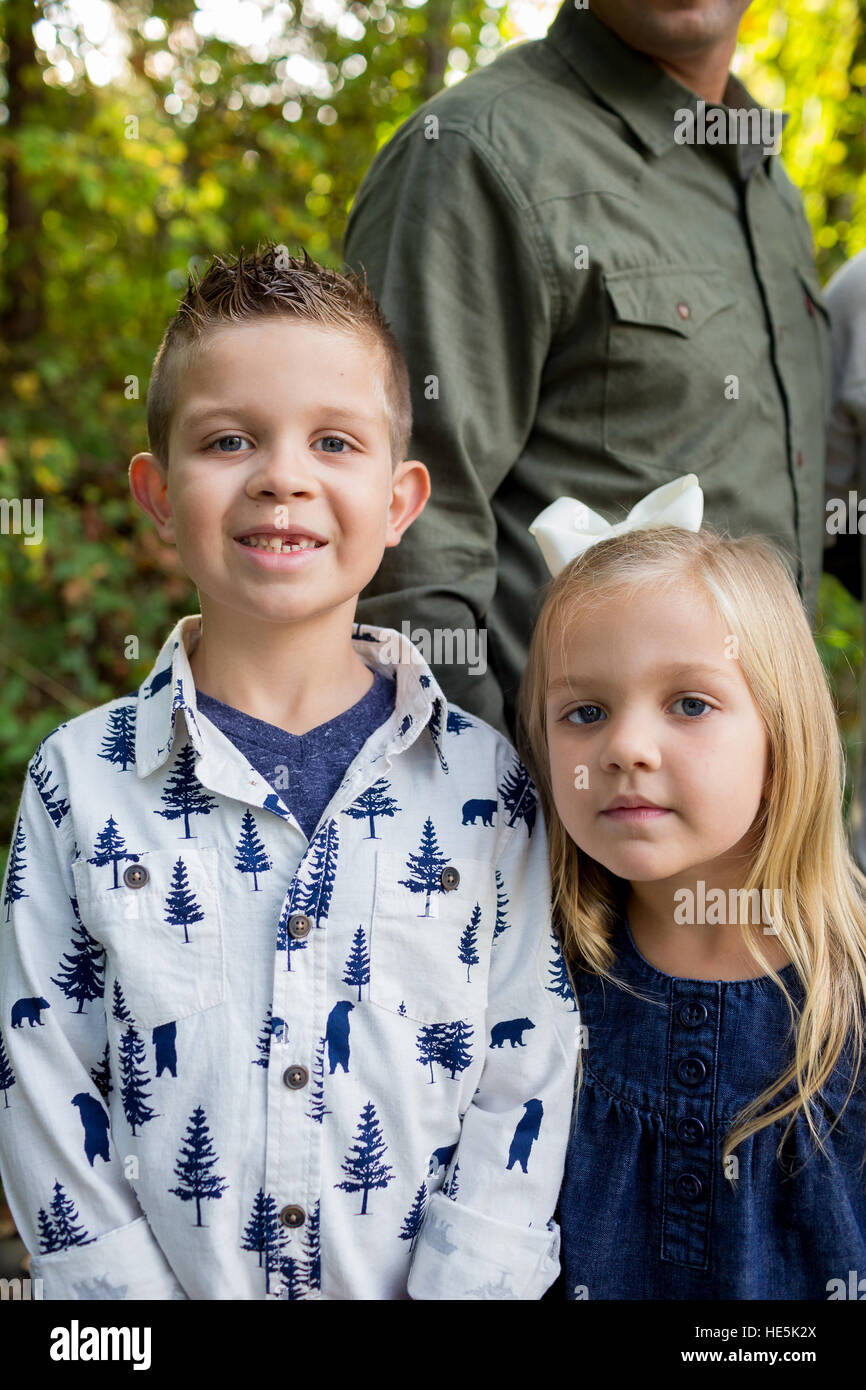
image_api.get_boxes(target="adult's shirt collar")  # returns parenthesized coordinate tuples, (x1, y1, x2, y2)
(545, 3, 789, 179)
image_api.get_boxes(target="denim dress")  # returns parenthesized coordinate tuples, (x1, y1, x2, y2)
(554, 915, 866, 1300)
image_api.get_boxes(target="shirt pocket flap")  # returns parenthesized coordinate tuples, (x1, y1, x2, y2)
(603, 268, 738, 336)
(71, 845, 225, 1031)
(369, 848, 497, 1025)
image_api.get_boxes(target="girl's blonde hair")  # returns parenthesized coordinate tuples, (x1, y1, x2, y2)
(516, 524, 866, 1164)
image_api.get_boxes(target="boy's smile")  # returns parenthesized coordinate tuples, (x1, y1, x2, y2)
(133, 319, 424, 626)
(129, 317, 429, 731)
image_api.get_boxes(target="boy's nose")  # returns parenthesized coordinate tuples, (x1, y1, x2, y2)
(245, 445, 321, 498)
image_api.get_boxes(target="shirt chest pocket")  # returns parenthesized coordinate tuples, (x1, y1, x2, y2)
(602, 267, 739, 467)
(71, 845, 225, 1032)
(368, 849, 497, 1026)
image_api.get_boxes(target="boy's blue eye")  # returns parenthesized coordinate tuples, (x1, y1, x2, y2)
(673, 697, 711, 717)
(209, 436, 248, 453)
(567, 705, 605, 725)
(316, 436, 350, 453)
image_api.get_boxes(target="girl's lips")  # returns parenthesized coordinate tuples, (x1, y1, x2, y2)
(601, 807, 670, 823)
(233, 538, 327, 570)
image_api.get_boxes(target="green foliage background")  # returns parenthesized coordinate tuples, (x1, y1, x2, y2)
(0, 0, 865, 871)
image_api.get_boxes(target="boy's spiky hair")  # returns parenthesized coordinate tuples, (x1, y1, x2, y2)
(146, 244, 412, 469)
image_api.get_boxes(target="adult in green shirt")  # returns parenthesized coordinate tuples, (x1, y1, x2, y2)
(345, 0, 830, 739)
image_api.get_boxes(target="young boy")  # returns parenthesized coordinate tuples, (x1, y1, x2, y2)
(0, 245, 579, 1300)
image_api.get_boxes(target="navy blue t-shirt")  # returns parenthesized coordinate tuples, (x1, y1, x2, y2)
(195, 666, 397, 840)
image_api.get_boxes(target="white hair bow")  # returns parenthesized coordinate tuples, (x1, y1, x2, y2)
(528, 473, 704, 578)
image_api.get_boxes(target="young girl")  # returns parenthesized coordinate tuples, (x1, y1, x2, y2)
(517, 491, 866, 1300)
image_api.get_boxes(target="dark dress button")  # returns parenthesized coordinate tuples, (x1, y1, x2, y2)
(284, 1065, 309, 1090)
(279, 1204, 306, 1229)
(440, 866, 460, 891)
(675, 1173, 703, 1201)
(678, 1001, 708, 1029)
(677, 1056, 707, 1085)
(288, 913, 312, 939)
(123, 864, 148, 888)
(676, 1116, 706, 1146)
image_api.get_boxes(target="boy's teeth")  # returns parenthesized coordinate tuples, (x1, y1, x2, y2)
(240, 535, 321, 552)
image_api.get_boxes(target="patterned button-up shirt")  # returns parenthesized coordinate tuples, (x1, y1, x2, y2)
(0, 615, 579, 1300)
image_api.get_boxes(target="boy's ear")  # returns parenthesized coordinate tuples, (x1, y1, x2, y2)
(384, 459, 431, 549)
(129, 452, 176, 544)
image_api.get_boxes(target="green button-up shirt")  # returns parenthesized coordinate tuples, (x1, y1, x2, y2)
(345, 3, 830, 738)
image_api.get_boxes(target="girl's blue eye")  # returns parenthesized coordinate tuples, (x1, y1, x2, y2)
(673, 697, 711, 717)
(316, 436, 350, 453)
(209, 436, 248, 453)
(567, 705, 605, 725)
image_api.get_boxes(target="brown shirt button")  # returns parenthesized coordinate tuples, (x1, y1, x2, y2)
(123, 864, 148, 888)
(795, 450, 804, 468)
(288, 913, 312, 939)
(440, 865, 460, 891)
(280, 1204, 306, 1229)
(283, 1065, 309, 1090)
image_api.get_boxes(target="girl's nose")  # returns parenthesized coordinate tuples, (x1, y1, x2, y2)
(598, 715, 662, 773)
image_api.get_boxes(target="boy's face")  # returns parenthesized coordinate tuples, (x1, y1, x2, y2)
(129, 319, 428, 631)
(544, 583, 770, 889)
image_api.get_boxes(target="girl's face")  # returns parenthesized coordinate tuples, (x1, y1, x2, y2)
(544, 583, 770, 886)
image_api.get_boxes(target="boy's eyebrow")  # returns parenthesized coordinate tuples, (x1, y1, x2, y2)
(179, 402, 383, 431)
(547, 662, 735, 694)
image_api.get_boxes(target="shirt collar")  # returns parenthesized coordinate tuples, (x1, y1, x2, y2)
(134, 614, 450, 778)
(545, 3, 789, 179)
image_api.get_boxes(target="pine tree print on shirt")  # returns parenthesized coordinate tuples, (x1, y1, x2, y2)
(275, 898, 309, 972)
(427, 701, 449, 773)
(546, 932, 578, 1011)
(278, 1254, 305, 1300)
(241, 1188, 285, 1293)
(306, 1037, 331, 1124)
(169, 1105, 229, 1226)
(50, 903, 105, 1014)
(119, 1024, 158, 1135)
(252, 1009, 273, 1068)
(335, 1101, 395, 1214)
(3, 817, 27, 921)
(37, 1205, 64, 1253)
(497, 758, 537, 837)
(46, 1180, 92, 1248)
(444, 1161, 460, 1201)
(342, 926, 370, 1001)
(99, 705, 136, 772)
(302, 1200, 321, 1292)
(87, 816, 140, 888)
(293, 819, 339, 928)
(28, 749, 70, 826)
(458, 905, 481, 981)
(341, 778, 401, 839)
(112, 979, 133, 1023)
(446, 708, 473, 735)
(399, 1183, 427, 1251)
(154, 743, 219, 838)
(399, 818, 450, 917)
(90, 1043, 112, 1102)
(234, 809, 273, 891)
(416, 1021, 474, 1083)
(164, 857, 205, 943)
(493, 869, 511, 940)
(0, 1027, 16, 1107)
